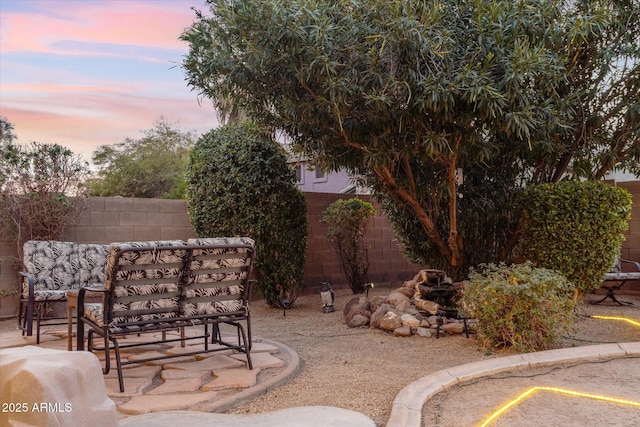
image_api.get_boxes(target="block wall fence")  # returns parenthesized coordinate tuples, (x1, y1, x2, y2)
(1, 182, 638, 319)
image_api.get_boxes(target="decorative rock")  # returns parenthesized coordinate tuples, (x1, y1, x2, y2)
(400, 314, 420, 328)
(344, 305, 371, 326)
(393, 326, 413, 337)
(343, 296, 369, 316)
(379, 311, 402, 332)
(0, 346, 118, 427)
(427, 315, 440, 327)
(369, 304, 394, 329)
(387, 291, 411, 311)
(368, 296, 389, 313)
(414, 298, 440, 314)
(395, 287, 414, 298)
(348, 314, 370, 328)
(442, 321, 466, 334)
(416, 327, 433, 338)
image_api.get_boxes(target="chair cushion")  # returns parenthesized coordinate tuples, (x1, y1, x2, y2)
(22, 241, 79, 298)
(105, 240, 188, 324)
(184, 237, 254, 316)
(32, 290, 68, 302)
(78, 244, 109, 288)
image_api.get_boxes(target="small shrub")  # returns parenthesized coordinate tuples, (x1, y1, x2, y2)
(462, 262, 575, 352)
(323, 198, 376, 293)
(517, 180, 632, 295)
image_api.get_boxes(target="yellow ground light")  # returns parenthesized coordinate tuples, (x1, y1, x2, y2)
(479, 386, 640, 427)
(591, 315, 640, 328)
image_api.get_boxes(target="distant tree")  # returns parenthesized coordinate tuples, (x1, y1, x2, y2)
(88, 118, 197, 199)
(182, 0, 639, 276)
(187, 122, 308, 308)
(0, 117, 16, 146)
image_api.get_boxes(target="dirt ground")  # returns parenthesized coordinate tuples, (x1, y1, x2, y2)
(2, 286, 639, 427)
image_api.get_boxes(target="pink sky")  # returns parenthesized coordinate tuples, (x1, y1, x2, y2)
(0, 0, 219, 161)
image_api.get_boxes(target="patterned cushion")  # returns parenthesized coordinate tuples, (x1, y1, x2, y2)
(184, 238, 254, 316)
(104, 240, 188, 325)
(84, 303, 104, 326)
(22, 240, 79, 298)
(78, 243, 109, 287)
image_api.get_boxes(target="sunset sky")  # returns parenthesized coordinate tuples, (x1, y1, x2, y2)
(0, 0, 219, 161)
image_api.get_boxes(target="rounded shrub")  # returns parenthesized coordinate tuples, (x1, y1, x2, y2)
(517, 180, 632, 295)
(462, 262, 575, 352)
(187, 122, 307, 308)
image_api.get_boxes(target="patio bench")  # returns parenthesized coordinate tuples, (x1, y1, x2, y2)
(76, 238, 255, 392)
(590, 259, 640, 306)
(18, 240, 110, 343)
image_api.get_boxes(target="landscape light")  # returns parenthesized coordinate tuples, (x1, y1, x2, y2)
(591, 315, 640, 328)
(479, 386, 640, 427)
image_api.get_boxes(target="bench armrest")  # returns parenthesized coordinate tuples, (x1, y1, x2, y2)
(619, 259, 640, 271)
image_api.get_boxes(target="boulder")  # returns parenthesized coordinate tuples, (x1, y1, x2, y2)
(393, 326, 413, 337)
(369, 296, 389, 313)
(343, 296, 370, 316)
(344, 305, 371, 326)
(0, 346, 117, 427)
(394, 287, 414, 299)
(414, 298, 440, 314)
(442, 321, 466, 334)
(379, 311, 402, 332)
(416, 327, 433, 338)
(387, 291, 411, 312)
(348, 314, 370, 328)
(369, 304, 395, 329)
(400, 314, 420, 329)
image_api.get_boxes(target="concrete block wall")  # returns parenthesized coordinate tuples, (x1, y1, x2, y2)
(2, 181, 639, 318)
(303, 193, 421, 294)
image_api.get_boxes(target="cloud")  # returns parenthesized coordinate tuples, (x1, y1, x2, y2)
(0, 0, 218, 160)
(1, 0, 198, 56)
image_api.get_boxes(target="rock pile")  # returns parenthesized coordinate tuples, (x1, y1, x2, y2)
(343, 270, 474, 337)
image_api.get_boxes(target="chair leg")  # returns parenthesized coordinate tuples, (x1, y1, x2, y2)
(110, 337, 124, 393)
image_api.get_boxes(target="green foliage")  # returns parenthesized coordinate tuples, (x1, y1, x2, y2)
(181, 0, 639, 276)
(0, 140, 89, 262)
(187, 122, 308, 308)
(88, 117, 196, 199)
(462, 262, 575, 352)
(517, 181, 632, 294)
(323, 198, 376, 293)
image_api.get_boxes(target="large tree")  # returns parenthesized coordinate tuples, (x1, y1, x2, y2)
(182, 0, 639, 276)
(88, 118, 197, 199)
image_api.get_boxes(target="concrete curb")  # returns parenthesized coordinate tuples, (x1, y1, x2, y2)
(386, 341, 640, 427)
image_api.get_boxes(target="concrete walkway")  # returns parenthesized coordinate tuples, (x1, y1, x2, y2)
(2, 323, 639, 426)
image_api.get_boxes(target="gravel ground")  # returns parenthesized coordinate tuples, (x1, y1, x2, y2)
(227, 287, 640, 426)
(2, 287, 639, 427)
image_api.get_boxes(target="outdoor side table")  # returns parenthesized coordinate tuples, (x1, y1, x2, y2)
(66, 289, 102, 350)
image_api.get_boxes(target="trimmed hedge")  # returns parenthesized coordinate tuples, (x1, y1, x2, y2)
(517, 180, 632, 294)
(187, 122, 308, 308)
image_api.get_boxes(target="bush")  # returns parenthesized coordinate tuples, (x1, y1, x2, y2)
(323, 198, 376, 293)
(462, 262, 575, 352)
(187, 122, 307, 308)
(0, 142, 88, 254)
(517, 181, 632, 295)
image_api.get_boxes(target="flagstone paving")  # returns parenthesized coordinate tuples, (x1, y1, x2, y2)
(0, 325, 297, 417)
